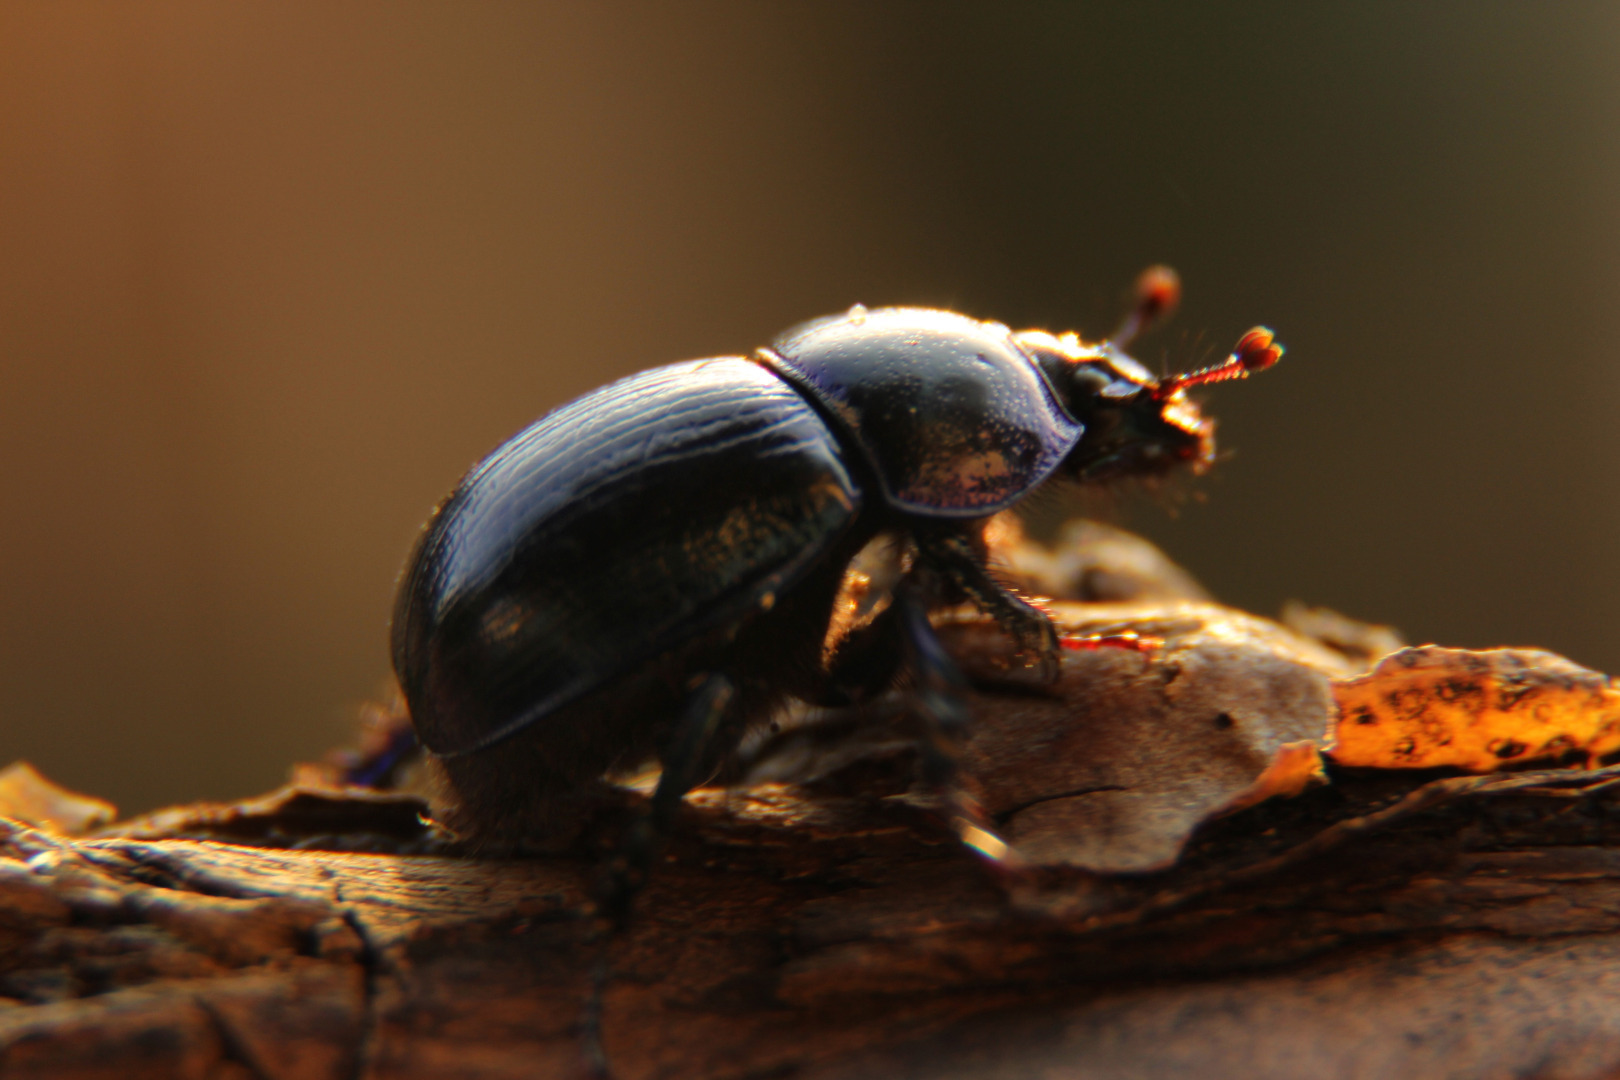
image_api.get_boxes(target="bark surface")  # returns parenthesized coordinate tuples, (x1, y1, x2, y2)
(5, 600, 1620, 1079)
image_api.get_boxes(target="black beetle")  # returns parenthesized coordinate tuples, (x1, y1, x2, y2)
(391, 268, 1281, 902)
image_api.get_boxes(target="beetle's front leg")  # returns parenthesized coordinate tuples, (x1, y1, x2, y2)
(915, 527, 1061, 681)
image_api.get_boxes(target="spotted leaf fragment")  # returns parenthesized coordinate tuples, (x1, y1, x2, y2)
(1329, 645, 1620, 771)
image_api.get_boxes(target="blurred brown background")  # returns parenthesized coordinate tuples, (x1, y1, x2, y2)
(1, 2, 1616, 814)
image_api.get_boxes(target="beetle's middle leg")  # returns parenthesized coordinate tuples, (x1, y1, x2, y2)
(893, 584, 1021, 872)
(915, 527, 1061, 681)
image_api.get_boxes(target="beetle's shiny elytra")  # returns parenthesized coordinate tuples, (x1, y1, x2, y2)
(397, 358, 858, 758)
(391, 270, 1281, 861)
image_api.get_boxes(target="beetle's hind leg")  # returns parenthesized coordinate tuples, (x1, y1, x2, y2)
(894, 585, 1022, 872)
(916, 528, 1061, 681)
(582, 671, 738, 1077)
(592, 672, 736, 927)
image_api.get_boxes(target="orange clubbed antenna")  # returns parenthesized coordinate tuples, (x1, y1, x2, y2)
(1155, 326, 1283, 398)
(1112, 265, 1182, 347)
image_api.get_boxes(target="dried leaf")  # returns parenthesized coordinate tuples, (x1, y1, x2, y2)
(738, 601, 1341, 876)
(935, 601, 1340, 872)
(1329, 645, 1620, 771)
(1279, 600, 1405, 674)
(1214, 740, 1326, 816)
(0, 761, 116, 835)
(104, 783, 435, 853)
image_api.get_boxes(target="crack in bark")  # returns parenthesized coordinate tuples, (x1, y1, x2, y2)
(334, 879, 384, 1080)
(993, 785, 1130, 825)
(194, 992, 276, 1080)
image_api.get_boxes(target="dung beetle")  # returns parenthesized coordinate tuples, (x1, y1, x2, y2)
(391, 268, 1281, 907)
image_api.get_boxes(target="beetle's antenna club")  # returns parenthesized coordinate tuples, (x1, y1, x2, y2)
(1155, 326, 1283, 398)
(1112, 264, 1181, 348)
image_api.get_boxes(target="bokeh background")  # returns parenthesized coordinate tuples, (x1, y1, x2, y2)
(2, 2, 1617, 814)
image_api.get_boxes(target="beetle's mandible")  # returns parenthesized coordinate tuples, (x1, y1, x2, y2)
(391, 267, 1282, 908)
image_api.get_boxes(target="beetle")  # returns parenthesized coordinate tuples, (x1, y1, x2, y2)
(391, 267, 1281, 914)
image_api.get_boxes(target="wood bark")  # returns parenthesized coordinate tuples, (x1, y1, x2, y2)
(5, 760, 1620, 1078)
(5, 600, 1620, 1079)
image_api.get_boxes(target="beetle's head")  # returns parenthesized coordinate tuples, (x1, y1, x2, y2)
(1015, 268, 1283, 484)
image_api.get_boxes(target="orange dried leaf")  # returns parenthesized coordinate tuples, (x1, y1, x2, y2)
(0, 760, 117, 835)
(1329, 646, 1620, 771)
(1216, 740, 1326, 816)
